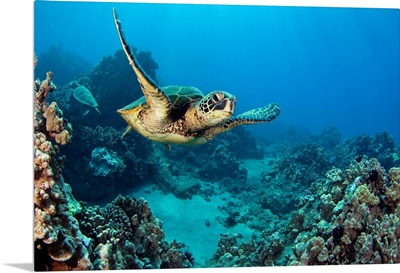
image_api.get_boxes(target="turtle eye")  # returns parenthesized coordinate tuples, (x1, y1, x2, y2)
(212, 94, 219, 102)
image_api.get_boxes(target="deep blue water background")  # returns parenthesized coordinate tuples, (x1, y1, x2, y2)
(34, 1, 400, 143)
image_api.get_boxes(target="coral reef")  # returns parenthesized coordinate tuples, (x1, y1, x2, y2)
(334, 132, 400, 169)
(160, 126, 262, 187)
(34, 71, 92, 270)
(210, 156, 400, 266)
(76, 195, 193, 269)
(44, 48, 162, 202)
(208, 231, 288, 267)
(34, 37, 400, 269)
(61, 124, 156, 201)
(260, 143, 330, 215)
(34, 68, 192, 270)
(43, 43, 272, 202)
(309, 126, 342, 150)
(43, 101, 73, 145)
(89, 147, 126, 177)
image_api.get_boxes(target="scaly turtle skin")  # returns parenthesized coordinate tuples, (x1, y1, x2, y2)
(113, 8, 280, 147)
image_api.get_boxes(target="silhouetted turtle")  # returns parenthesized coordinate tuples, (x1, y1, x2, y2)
(66, 81, 101, 116)
(113, 8, 280, 147)
(72, 85, 101, 116)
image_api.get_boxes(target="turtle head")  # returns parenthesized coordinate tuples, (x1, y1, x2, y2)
(199, 90, 236, 124)
(185, 90, 236, 132)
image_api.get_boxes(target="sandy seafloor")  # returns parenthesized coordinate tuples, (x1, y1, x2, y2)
(130, 158, 271, 267)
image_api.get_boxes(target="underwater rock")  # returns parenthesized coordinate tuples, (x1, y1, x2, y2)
(336, 132, 399, 169)
(61, 123, 156, 201)
(89, 147, 126, 177)
(80, 125, 122, 148)
(159, 127, 261, 187)
(261, 143, 330, 214)
(197, 143, 246, 181)
(310, 126, 341, 150)
(162, 175, 201, 199)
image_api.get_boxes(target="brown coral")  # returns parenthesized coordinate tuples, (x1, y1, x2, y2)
(55, 129, 71, 145)
(354, 184, 380, 206)
(43, 102, 72, 145)
(35, 71, 56, 101)
(385, 167, 400, 204)
(47, 235, 77, 262)
(210, 151, 399, 267)
(34, 70, 92, 270)
(43, 102, 64, 132)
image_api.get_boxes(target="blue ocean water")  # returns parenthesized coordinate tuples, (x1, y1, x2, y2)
(33, 2, 400, 268)
(34, 1, 399, 143)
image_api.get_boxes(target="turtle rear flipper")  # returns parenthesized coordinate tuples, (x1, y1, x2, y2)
(113, 8, 171, 122)
(95, 107, 102, 116)
(219, 102, 280, 132)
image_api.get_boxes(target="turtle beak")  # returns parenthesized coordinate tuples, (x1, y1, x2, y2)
(229, 97, 236, 113)
(224, 96, 236, 114)
(224, 98, 236, 115)
(214, 97, 235, 115)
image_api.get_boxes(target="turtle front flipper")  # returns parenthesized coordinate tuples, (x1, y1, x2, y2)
(211, 102, 280, 136)
(113, 8, 171, 122)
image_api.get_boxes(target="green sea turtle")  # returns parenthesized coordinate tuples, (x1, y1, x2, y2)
(72, 85, 101, 116)
(66, 81, 101, 116)
(113, 8, 280, 147)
